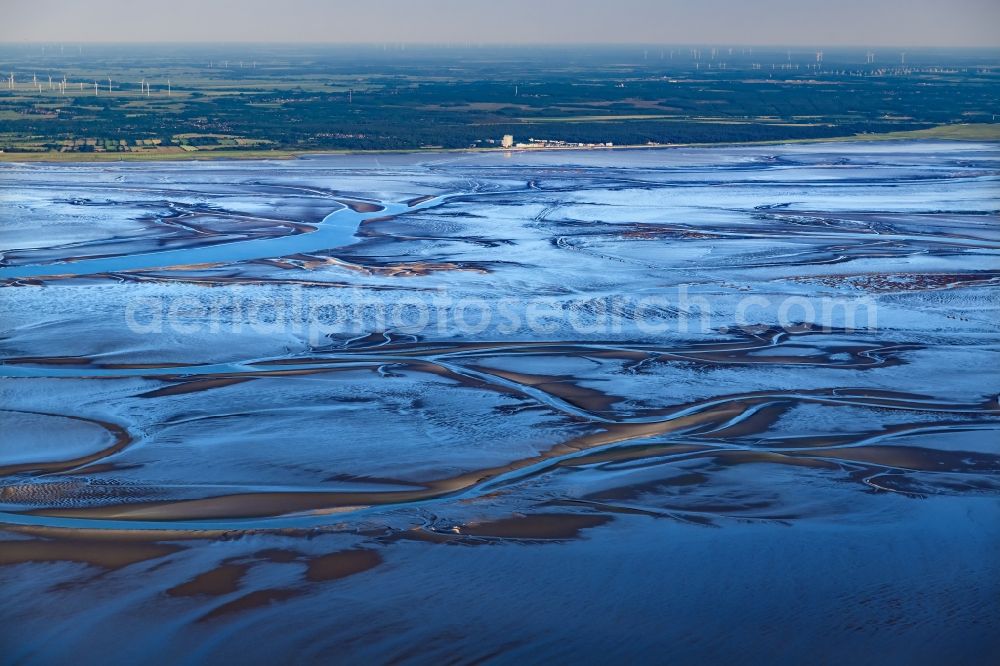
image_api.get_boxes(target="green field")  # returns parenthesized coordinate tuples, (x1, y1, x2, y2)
(0, 44, 997, 158)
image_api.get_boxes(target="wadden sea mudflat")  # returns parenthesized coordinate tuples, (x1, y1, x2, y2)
(1, 142, 998, 663)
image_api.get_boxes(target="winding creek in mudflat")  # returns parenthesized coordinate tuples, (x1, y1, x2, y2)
(1, 143, 999, 663)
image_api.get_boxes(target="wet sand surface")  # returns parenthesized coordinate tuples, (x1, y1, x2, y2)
(1, 143, 999, 663)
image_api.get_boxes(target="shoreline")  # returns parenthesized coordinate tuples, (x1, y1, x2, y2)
(0, 123, 997, 163)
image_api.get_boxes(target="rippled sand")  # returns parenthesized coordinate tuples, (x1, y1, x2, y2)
(1, 143, 998, 663)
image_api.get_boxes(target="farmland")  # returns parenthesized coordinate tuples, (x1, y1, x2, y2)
(0, 44, 998, 157)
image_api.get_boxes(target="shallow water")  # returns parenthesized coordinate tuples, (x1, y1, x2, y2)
(1, 142, 999, 663)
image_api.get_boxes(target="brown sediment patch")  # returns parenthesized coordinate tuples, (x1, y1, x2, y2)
(152, 263, 228, 272)
(252, 258, 302, 270)
(16, 401, 759, 521)
(686, 352, 829, 366)
(2, 278, 46, 287)
(621, 224, 720, 240)
(137, 377, 254, 398)
(400, 360, 527, 400)
(0, 523, 321, 542)
(335, 199, 383, 213)
(0, 411, 132, 477)
(136, 367, 355, 398)
(458, 513, 611, 539)
(26, 489, 429, 521)
(277, 222, 316, 235)
(406, 195, 436, 207)
(0, 479, 94, 503)
(557, 405, 750, 449)
(199, 588, 302, 622)
(266, 340, 578, 362)
(1, 272, 89, 282)
(695, 401, 795, 438)
(167, 563, 249, 597)
(270, 253, 489, 277)
(467, 366, 621, 413)
(556, 443, 712, 467)
(0, 538, 181, 569)
(255, 330, 823, 364)
(369, 262, 489, 277)
(2, 356, 93, 366)
(17, 379, 994, 523)
(277, 254, 366, 272)
(304, 548, 382, 582)
(629, 387, 997, 422)
(589, 349, 651, 363)
(382, 527, 461, 545)
(357, 214, 394, 226)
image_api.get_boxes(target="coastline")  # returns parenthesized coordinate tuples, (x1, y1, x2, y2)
(1, 122, 996, 163)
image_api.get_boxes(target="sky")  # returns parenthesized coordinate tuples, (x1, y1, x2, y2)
(1, 0, 999, 47)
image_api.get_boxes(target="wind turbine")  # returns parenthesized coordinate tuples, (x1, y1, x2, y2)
(167, 79, 171, 96)
(108, 77, 112, 93)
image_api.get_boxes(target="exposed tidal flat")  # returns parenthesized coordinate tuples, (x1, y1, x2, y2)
(1, 141, 998, 663)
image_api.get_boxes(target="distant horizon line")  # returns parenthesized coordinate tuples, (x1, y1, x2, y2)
(0, 41, 999, 50)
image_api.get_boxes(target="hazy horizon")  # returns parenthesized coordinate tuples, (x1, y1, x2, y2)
(1, 0, 999, 48)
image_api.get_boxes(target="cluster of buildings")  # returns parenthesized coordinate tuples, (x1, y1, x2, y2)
(474, 135, 618, 151)
(494, 135, 615, 150)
